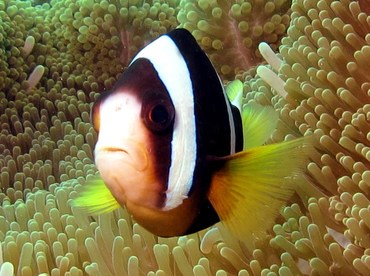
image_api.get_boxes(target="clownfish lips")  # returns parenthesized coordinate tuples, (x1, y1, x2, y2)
(99, 147, 131, 161)
(102, 147, 128, 153)
(94, 140, 165, 210)
(95, 142, 149, 172)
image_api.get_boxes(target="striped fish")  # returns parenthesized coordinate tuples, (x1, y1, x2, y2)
(74, 28, 310, 239)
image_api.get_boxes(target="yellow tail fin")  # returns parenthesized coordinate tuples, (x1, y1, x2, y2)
(208, 137, 310, 241)
(72, 177, 120, 215)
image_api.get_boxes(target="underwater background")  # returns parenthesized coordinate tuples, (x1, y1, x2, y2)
(0, 0, 369, 275)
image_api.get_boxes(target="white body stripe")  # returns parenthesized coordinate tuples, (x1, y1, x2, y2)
(132, 36, 197, 210)
(219, 76, 236, 155)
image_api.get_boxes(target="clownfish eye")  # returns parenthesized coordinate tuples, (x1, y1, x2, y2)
(150, 104, 170, 124)
(142, 94, 175, 133)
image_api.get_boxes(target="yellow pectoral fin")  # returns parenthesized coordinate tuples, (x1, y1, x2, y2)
(208, 137, 311, 241)
(72, 177, 120, 215)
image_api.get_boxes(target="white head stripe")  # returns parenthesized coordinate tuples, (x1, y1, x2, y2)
(132, 35, 197, 210)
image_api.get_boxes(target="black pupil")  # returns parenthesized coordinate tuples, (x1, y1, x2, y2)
(150, 105, 169, 124)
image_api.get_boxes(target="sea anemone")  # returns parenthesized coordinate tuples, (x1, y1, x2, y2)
(1, 0, 370, 274)
(245, 0, 370, 274)
(177, 0, 292, 78)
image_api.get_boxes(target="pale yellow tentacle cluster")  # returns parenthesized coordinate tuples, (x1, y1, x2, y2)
(1, 0, 370, 274)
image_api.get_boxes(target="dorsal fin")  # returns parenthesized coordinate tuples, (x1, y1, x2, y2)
(225, 80, 243, 112)
(225, 80, 278, 149)
(241, 103, 279, 149)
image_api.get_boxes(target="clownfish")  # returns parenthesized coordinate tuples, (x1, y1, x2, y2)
(73, 28, 310, 239)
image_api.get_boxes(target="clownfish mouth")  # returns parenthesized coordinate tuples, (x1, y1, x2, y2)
(102, 147, 129, 154)
(95, 140, 149, 172)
